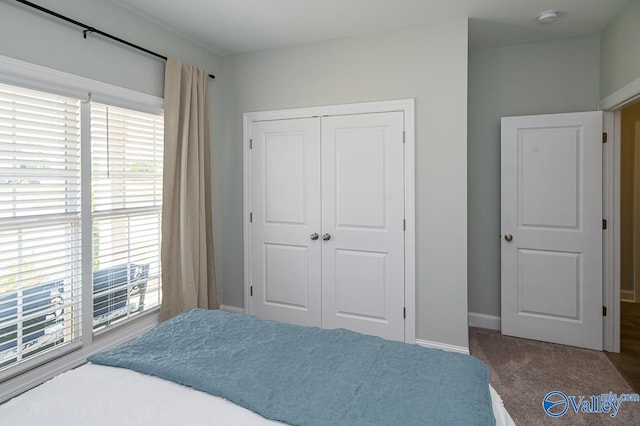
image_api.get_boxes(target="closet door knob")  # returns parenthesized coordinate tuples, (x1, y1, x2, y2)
(310, 233, 319, 240)
(322, 233, 331, 241)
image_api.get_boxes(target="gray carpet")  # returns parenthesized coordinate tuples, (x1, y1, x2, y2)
(469, 327, 640, 425)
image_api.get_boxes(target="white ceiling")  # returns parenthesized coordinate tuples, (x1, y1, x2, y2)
(109, 0, 629, 56)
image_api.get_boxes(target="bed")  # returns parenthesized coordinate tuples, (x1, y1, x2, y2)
(0, 309, 515, 425)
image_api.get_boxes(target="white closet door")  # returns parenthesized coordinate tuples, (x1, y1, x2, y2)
(250, 118, 322, 327)
(320, 112, 405, 341)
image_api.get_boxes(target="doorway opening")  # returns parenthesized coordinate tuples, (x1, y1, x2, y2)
(605, 101, 640, 392)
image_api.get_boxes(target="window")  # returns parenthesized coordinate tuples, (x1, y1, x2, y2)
(91, 104, 163, 331)
(0, 83, 82, 369)
(0, 82, 163, 372)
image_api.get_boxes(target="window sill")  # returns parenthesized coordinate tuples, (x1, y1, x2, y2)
(0, 309, 159, 403)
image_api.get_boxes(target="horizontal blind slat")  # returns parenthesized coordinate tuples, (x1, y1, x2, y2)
(0, 89, 80, 110)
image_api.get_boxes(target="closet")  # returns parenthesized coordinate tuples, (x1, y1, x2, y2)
(244, 100, 414, 342)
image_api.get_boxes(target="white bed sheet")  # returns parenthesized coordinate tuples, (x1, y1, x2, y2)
(1, 364, 515, 425)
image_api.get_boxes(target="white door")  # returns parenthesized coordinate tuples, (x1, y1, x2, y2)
(321, 112, 405, 341)
(250, 118, 322, 327)
(501, 111, 603, 350)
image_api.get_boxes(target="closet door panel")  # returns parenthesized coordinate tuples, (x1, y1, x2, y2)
(334, 249, 387, 319)
(321, 112, 405, 341)
(250, 118, 321, 327)
(334, 128, 386, 228)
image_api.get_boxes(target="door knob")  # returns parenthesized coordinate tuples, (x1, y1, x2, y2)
(322, 233, 331, 241)
(310, 233, 319, 240)
(504, 233, 513, 242)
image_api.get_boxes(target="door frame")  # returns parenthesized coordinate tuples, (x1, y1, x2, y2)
(242, 99, 416, 343)
(637, 121, 640, 304)
(601, 75, 640, 352)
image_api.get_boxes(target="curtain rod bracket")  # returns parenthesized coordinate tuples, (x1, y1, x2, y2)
(82, 28, 95, 39)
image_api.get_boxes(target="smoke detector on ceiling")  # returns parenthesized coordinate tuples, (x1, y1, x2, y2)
(537, 10, 559, 24)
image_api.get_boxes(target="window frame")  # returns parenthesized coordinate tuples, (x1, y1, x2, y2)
(0, 54, 163, 391)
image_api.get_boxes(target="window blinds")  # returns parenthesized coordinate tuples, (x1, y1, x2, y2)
(0, 83, 82, 368)
(90, 104, 163, 330)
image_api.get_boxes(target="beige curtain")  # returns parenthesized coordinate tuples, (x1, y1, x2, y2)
(160, 58, 218, 321)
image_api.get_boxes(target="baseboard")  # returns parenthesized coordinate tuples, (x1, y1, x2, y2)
(621, 290, 636, 303)
(415, 339, 469, 354)
(468, 312, 501, 331)
(220, 305, 245, 314)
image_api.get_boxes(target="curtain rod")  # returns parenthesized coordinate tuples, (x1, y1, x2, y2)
(15, 0, 216, 80)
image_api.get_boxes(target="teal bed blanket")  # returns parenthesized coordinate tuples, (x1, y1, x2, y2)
(89, 309, 495, 426)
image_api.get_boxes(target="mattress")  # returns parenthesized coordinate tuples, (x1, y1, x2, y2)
(0, 363, 515, 425)
(88, 309, 495, 425)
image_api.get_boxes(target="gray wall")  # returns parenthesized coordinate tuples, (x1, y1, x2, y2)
(4, 0, 624, 346)
(0, 0, 221, 97)
(601, 0, 640, 99)
(468, 35, 601, 317)
(217, 21, 471, 347)
(0, 0, 471, 348)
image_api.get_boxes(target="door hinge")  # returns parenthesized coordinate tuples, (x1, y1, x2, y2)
(603, 305, 607, 317)
(249, 138, 253, 149)
(250, 285, 253, 297)
(603, 219, 607, 230)
(250, 212, 253, 223)
(403, 307, 406, 319)
(402, 131, 406, 143)
(602, 132, 608, 143)
(403, 219, 406, 231)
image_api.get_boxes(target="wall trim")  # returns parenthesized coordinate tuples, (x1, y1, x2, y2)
(468, 312, 501, 331)
(600, 75, 640, 111)
(621, 290, 636, 303)
(602, 106, 625, 352)
(244, 98, 418, 122)
(220, 305, 245, 314)
(0, 54, 163, 114)
(415, 339, 469, 355)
